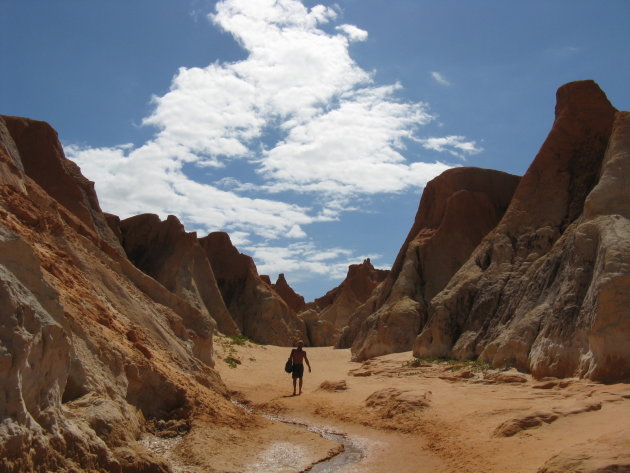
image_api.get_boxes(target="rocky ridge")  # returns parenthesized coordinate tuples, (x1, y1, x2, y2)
(414, 81, 629, 381)
(0, 115, 243, 472)
(272, 273, 306, 314)
(338, 168, 520, 360)
(2, 116, 122, 251)
(302, 258, 389, 346)
(114, 213, 240, 336)
(107, 213, 310, 345)
(1, 78, 628, 473)
(329, 81, 630, 383)
(200, 232, 307, 346)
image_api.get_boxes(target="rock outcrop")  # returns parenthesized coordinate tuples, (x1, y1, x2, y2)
(115, 213, 239, 336)
(537, 430, 630, 473)
(0, 115, 237, 472)
(338, 167, 520, 360)
(304, 259, 389, 346)
(200, 232, 307, 346)
(415, 80, 630, 382)
(2, 116, 122, 251)
(272, 273, 306, 313)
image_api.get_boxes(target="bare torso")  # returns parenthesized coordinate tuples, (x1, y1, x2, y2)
(291, 348, 307, 364)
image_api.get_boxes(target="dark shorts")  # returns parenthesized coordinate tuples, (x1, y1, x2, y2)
(292, 363, 304, 379)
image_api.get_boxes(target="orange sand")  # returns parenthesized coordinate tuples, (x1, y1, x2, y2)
(174, 337, 630, 472)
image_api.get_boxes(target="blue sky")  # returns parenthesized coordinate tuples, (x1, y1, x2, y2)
(2, 0, 629, 301)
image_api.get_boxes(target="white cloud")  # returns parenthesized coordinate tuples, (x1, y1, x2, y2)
(417, 135, 482, 159)
(259, 85, 451, 195)
(336, 24, 368, 42)
(67, 0, 482, 286)
(245, 241, 380, 283)
(66, 142, 328, 241)
(286, 225, 307, 239)
(431, 71, 451, 86)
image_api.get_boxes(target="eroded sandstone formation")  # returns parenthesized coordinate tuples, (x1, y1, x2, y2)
(303, 259, 389, 346)
(2, 78, 626, 473)
(200, 232, 308, 346)
(2, 116, 122, 251)
(0, 115, 240, 472)
(115, 213, 239, 336)
(338, 167, 520, 360)
(273, 273, 306, 313)
(414, 80, 630, 382)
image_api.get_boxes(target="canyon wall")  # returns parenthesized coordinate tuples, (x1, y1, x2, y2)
(0, 115, 239, 472)
(114, 213, 239, 336)
(2, 81, 626, 473)
(414, 80, 629, 381)
(337, 168, 520, 360)
(303, 259, 389, 346)
(112, 215, 309, 346)
(273, 273, 306, 314)
(330, 81, 629, 382)
(200, 232, 308, 346)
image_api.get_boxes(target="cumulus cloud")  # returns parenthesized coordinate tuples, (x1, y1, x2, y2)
(336, 24, 368, 42)
(245, 241, 380, 283)
(259, 85, 452, 195)
(417, 135, 482, 159)
(66, 142, 325, 240)
(67, 0, 482, 290)
(431, 71, 451, 86)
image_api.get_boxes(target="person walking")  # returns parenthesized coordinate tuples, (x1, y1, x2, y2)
(289, 340, 311, 396)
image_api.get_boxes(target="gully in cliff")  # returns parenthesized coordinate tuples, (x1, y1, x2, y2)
(289, 340, 312, 396)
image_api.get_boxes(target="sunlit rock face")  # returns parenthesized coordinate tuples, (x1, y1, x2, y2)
(200, 232, 308, 346)
(0, 115, 230, 472)
(116, 213, 239, 336)
(416, 80, 630, 382)
(2, 116, 123, 251)
(304, 259, 389, 346)
(338, 167, 519, 361)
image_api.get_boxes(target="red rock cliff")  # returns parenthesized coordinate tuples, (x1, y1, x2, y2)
(304, 259, 389, 346)
(2, 115, 122, 251)
(117, 213, 239, 336)
(338, 167, 520, 360)
(0, 115, 240, 472)
(200, 232, 308, 346)
(273, 273, 306, 313)
(415, 80, 629, 382)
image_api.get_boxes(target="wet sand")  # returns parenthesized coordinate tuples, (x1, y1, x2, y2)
(174, 337, 630, 472)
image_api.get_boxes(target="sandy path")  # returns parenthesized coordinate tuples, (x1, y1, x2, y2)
(187, 336, 630, 473)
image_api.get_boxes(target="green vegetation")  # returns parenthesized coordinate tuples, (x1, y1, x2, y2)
(225, 334, 254, 346)
(402, 357, 438, 368)
(215, 334, 262, 369)
(223, 356, 240, 369)
(217, 334, 249, 352)
(444, 359, 491, 372)
(403, 357, 491, 372)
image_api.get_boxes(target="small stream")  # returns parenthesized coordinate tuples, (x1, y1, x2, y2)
(298, 425, 364, 473)
(139, 433, 186, 473)
(233, 401, 365, 473)
(140, 401, 364, 473)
